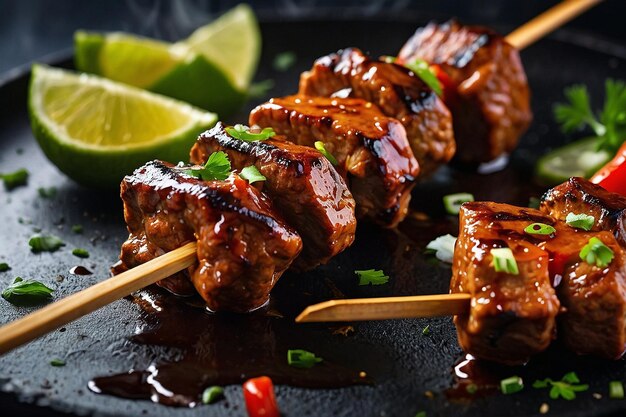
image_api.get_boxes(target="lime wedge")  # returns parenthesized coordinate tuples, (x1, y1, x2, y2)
(74, 4, 260, 116)
(28, 64, 216, 188)
(179, 3, 260, 90)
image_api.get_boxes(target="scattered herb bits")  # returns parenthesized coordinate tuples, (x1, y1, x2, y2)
(466, 384, 478, 395)
(2, 277, 53, 305)
(490, 248, 519, 275)
(202, 386, 224, 404)
(287, 349, 323, 368)
(565, 212, 595, 231)
(50, 358, 65, 367)
(610, 381, 624, 399)
(0, 262, 9, 272)
(443, 193, 474, 215)
(533, 372, 589, 400)
(579, 237, 614, 268)
(500, 376, 524, 395)
(72, 248, 90, 258)
(314, 141, 338, 166)
(355, 269, 389, 286)
(28, 234, 65, 253)
(1, 168, 29, 190)
(239, 165, 266, 184)
(422, 325, 430, 336)
(425, 234, 457, 263)
(225, 124, 275, 142)
(248, 79, 275, 99)
(185, 151, 232, 181)
(37, 186, 57, 198)
(71, 224, 83, 234)
(273, 51, 296, 72)
(524, 223, 556, 236)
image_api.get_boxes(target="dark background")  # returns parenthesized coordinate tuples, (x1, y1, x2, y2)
(1, 0, 625, 76)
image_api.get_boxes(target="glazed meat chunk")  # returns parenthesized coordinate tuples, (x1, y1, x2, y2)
(249, 95, 419, 227)
(190, 123, 356, 270)
(115, 160, 302, 312)
(451, 202, 560, 365)
(397, 20, 532, 165)
(540, 177, 626, 247)
(299, 48, 455, 176)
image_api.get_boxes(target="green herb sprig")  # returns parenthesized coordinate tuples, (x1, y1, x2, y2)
(185, 151, 232, 181)
(533, 372, 589, 400)
(2, 277, 53, 305)
(356, 269, 389, 286)
(239, 165, 266, 184)
(554, 80, 626, 153)
(225, 124, 275, 142)
(579, 237, 614, 268)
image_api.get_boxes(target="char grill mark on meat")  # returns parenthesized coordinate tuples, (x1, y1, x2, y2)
(451, 202, 560, 365)
(249, 95, 420, 227)
(397, 20, 532, 165)
(298, 47, 455, 176)
(190, 123, 357, 271)
(540, 177, 626, 247)
(115, 160, 302, 313)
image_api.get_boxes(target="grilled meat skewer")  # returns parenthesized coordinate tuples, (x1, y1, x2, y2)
(249, 95, 420, 227)
(114, 160, 303, 313)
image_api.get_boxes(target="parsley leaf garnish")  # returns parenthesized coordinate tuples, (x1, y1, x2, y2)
(287, 349, 323, 368)
(185, 151, 232, 181)
(28, 234, 65, 253)
(225, 124, 275, 142)
(239, 165, 266, 184)
(1, 168, 29, 190)
(554, 80, 626, 153)
(403, 58, 443, 96)
(2, 277, 53, 305)
(579, 237, 614, 268)
(356, 269, 389, 286)
(565, 212, 595, 231)
(533, 372, 589, 400)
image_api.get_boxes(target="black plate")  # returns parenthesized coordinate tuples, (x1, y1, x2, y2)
(1, 19, 626, 417)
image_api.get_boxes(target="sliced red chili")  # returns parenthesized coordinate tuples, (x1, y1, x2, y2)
(243, 376, 280, 417)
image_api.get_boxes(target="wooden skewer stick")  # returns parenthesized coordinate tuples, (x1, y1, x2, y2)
(506, 0, 603, 50)
(295, 293, 471, 323)
(0, 242, 198, 355)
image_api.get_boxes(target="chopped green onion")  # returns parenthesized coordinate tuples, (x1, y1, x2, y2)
(28, 234, 65, 253)
(425, 234, 457, 263)
(71, 224, 83, 234)
(273, 51, 296, 72)
(287, 349, 323, 368)
(403, 58, 443, 96)
(0, 263, 9, 272)
(491, 248, 519, 275)
(1, 168, 29, 190)
(610, 381, 624, 399)
(50, 358, 65, 367)
(501, 376, 524, 394)
(466, 384, 478, 395)
(2, 277, 53, 305)
(239, 165, 266, 184)
(185, 151, 232, 181)
(37, 187, 57, 199)
(580, 237, 614, 268)
(422, 325, 430, 336)
(72, 248, 90, 259)
(225, 124, 276, 142)
(314, 141, 338, 166)
(566, 212, 595, 231)
(355, 269, 389, 286)
(524, 223, 556, 236)
(202, 386, 224, 404)
(443, 193, 474, 215)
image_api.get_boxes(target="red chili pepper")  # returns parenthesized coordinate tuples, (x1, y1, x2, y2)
(590, 142, 626, 196)
(243, 376, 280, 417)
(430, 64, 457, 103)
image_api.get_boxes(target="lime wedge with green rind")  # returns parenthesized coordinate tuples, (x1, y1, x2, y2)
(28, 64, 217, 188)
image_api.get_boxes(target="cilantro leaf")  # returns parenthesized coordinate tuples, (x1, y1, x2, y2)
(2, 277, 54, 305)
(225, 124, 275, 142)
(185, 151, 232, 181)
(579, 237, 614, 268)
(356, 269, 389, 286)
(533, 372, 588, 400)
(239, 165, 266, 184)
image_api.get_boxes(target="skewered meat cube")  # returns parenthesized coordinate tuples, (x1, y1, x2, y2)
(249, 95, 419, 227)
(190, 123, 356, 271)
(540, 176, 626, 247)
(451, 202, 560, 365)
(299, 48, 455, 176)
(115, 160, 302, 313)
(397, 20, 532, 165)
